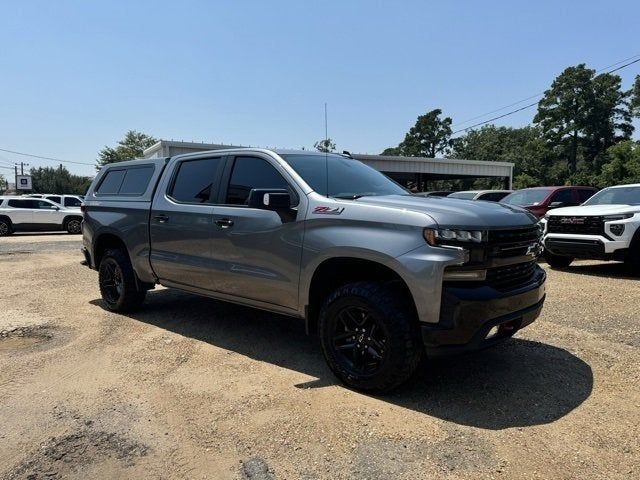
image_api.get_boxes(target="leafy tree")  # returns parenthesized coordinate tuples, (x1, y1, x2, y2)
(597, 141, 640, 187)
(30, 165, 92, 194)
(314, 138, 336, 153)
(631, 75, 640, 118)
(534, 64, 633, 175)
(451, 125, 550, 189)
(97, 130, 157, 169)
(382, 109, 453, 157)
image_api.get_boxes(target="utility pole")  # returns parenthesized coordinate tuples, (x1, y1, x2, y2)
(14, 165, 17, 193)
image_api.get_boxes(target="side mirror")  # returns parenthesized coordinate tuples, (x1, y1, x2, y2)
(247, 188, 291, 210)
(548, 201, 565, 209)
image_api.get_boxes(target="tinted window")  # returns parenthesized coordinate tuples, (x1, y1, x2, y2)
(8, 199, 37, 208)
(97, 169, 126, 194)
(577, 189, 596, 203)
(502, 189, 553, 206)
(583, 186, 640, 206)
(282, 154, 407, 199)
(478, 192, 508, 202)
(550, 189, 573, 205)
(120, 166, 154, 195)
(64, 197, 82, 207)
(46, 196, 62, 204)
(170, 157, 223, 203)
(448, 192, 478, 199)
(226, 157, 290, 205)
(36, 200, 57, 210)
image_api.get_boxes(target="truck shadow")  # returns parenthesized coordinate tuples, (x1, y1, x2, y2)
(92, 289, 593, 431)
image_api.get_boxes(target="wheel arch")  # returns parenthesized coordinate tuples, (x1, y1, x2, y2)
(303, 254, 418, 335)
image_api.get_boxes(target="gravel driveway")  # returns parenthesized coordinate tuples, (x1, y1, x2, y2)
(0, 234, 638, 479)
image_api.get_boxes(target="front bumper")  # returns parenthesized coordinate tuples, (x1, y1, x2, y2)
(544, 234, 629, 259)
(421, 265, 546, 355)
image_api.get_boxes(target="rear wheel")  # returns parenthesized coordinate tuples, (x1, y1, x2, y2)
(98, 249, 146, 312)
(0, 219, 12, 236)
(319, 281, 423, 393)
(65, 218, 82, 234)
(544, 251, 574, 268)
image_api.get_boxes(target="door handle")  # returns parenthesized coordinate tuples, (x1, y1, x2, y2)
(154, 214, 169, 223)
(215, 218, 234, 228)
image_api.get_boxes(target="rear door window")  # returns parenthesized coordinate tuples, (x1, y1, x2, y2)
(46, 196, 62, 204)
(96, 169, 126, 194)
(169, 157, 225, 203)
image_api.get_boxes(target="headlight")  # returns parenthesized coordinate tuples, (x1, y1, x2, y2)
(423, 228, 487, 246)
(603, 214, 633, 221)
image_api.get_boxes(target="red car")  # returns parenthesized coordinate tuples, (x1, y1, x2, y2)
(500, 186, 598, 218)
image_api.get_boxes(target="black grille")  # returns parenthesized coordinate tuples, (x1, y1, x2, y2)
(485, 261, 537, 291)
(547, 216, 604, 235)
(488, 226, 540, 244)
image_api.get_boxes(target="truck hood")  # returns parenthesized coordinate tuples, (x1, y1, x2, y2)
(547, 204, 640, 216)
(354, 195, 538, 228)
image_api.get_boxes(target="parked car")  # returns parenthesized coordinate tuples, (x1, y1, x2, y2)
(447, 190, 513, 201)
(24, 194, 84, 209)
(501, 186, 597, 218)
(413, 191, 453, 197)
(81, 149, 546, 392)
(0, 196, 83, 235)
(542, 184, 640, 271)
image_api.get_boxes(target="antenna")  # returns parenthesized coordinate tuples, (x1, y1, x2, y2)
(324, 102, 329, 197)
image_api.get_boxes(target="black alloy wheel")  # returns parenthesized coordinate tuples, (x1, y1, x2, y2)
(331, 305, 388, 377)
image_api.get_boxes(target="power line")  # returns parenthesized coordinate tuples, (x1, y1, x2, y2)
(0, 147, 93, 166)
(452, 53, 640, 130)
(451, 56, 640, 135)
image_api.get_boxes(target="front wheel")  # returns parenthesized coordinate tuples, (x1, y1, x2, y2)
(98, 249, 146, 312)
(544, 251, 574, 269)
(319, 281, 423, 393)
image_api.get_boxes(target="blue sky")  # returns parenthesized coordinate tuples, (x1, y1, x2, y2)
(1, 0, 638, 177)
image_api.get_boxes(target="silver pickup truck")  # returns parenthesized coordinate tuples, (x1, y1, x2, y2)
(81, 149, 546, 392)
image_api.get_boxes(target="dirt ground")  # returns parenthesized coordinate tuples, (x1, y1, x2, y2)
(0, 232, 638, 479)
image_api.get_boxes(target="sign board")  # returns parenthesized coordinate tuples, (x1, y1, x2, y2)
(16, 175, 32, 190)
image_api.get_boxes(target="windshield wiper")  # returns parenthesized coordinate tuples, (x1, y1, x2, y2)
(332, 193, 379, 200)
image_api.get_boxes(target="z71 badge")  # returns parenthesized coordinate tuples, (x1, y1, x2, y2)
(313, 206, 345, 215)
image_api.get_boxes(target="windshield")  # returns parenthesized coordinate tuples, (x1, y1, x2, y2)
(501, 188, 553, 206)
(582, 186, 640, 206)
(281, 154, 407, 199)
(448, 192, 477, 200)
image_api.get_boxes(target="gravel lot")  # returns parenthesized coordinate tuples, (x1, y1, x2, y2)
(0, 233, 638, 479)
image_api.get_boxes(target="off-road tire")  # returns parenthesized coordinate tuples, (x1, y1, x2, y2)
(319, 281, 423, 393)
(544, 251, 574, 269)
(98, 248, 146, 312)
(0, 218, 12, 236)
(64, 217, 82, 234)
(624, 247, 640, 276)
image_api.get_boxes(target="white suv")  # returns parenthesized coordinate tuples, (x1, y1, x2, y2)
(0, 196, 84, 236)
(24, 194, 83, 209)
(542, 184, 640, 272)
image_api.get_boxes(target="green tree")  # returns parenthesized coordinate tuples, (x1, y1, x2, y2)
(597, 141, 640, 187)
(534, 64, 633, 175)
(382, 109, 453, 157)
(631, 75, 640, 118)
(97, 130, 157, 170)
(451, 125, 550, 189)
(30, 165, 93, 194)
(314, 138, 336, 153)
